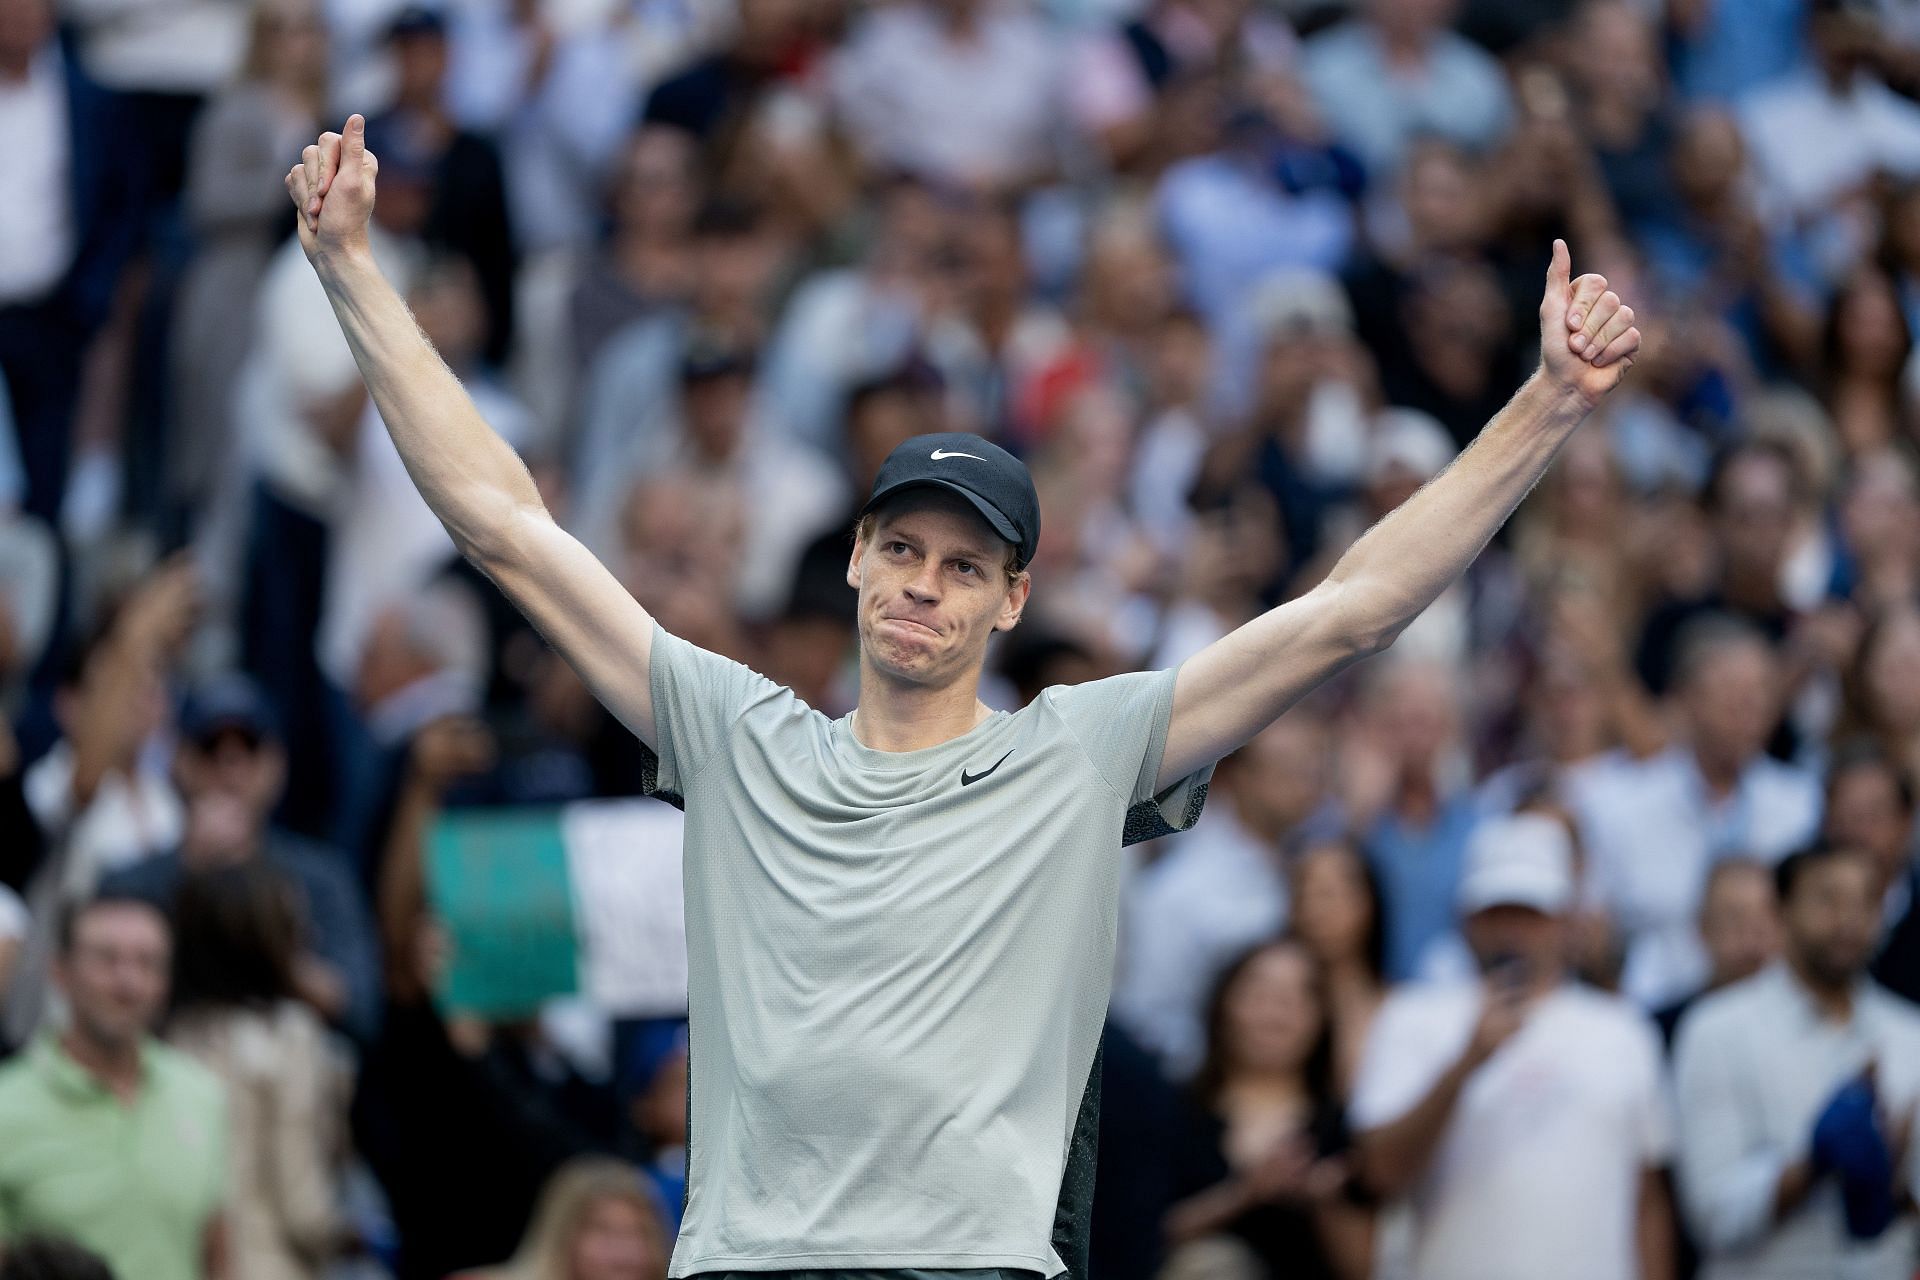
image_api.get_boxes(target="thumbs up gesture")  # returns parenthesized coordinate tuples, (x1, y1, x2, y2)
(285, 113, 380, 264)
(1538, 238, 1642, 411)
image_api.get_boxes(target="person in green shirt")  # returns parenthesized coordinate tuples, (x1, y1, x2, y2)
(0, 896, 227, 1280)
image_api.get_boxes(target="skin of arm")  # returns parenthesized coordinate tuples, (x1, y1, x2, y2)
(286, 118, 660, 748)
(1638, 1167, 1677, 1280)
(1158, 240, 1641, 791)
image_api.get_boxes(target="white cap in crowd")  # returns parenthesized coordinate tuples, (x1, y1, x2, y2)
(1457, 812, 1576, 915)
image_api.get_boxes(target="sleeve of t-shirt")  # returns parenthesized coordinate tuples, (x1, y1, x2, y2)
(1041, 667, 1214, 847)
(1349, 990, 1466, 1133)
(644, 622, 784, 803)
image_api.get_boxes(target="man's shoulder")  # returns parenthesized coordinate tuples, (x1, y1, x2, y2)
(1378, 979, 1481, 1031)
(1678, 971, 1780, 1048)
(1552, 984, 1662, 1050)
(144, 1040, 225, 1107)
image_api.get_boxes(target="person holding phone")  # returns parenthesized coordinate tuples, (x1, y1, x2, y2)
(1349, 812, 1677, 1280)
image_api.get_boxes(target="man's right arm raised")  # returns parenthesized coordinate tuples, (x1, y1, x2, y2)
(287, 116, 658, 747)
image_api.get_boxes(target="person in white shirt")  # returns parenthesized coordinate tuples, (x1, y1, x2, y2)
(1113, 712, 1335, 1078)
(1350, 812, 1676, 1280)
(1569, 617, 1822, 1008)
(1674, 840, 1920, 1280)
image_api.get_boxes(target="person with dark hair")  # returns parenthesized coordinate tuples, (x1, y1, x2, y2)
(0, 1236, 116, 1280)
(1289, 839, 1390, 1091)
(0, 897, 225, 1280)
(98, 673, 380, 1043)
(1350, 812, 1675, 1280)
(1161, 938, 1370, 1280)
(1674, 839, 1920, 1279)
(166, 863, 349, 1280)
(1824, 743, 1920, 1002)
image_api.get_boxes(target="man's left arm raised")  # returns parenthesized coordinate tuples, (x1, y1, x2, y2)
(1157, 239, 1640, 791)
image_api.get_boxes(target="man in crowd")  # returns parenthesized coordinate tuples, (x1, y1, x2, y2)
(1674, 841, 1920, 1279)
(101, 673, 380, 1041)
(0, 896, 226, 1280)
(1351, 811, 1675, 1280)
(1113, 711, 1336, 1077)
(1822, 744, 1920, 1001)
(1571, 616, 1821, 1008)
(1654, 858, 1782, 1047)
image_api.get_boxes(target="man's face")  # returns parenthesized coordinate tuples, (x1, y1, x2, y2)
(1699, 863, 1781, 987)
(1783, 852, 1881, 991)
(0, 0, 52, 65)
(1463, 903, 1565, 979)
(848, 494, 1027, 689)
(1682, 640, 1778, 767)
(1230, 715, 1329, 835)
(1827, 764, 1915, 888)
(55, 903, 170, 1052)
(1715, 453, 1795, 581)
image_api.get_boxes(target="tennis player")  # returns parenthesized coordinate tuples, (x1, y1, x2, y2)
(287, 116, 1640, 1280)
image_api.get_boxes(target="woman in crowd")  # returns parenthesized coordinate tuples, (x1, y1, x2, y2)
(1162, 939, 1371, 1280)
(1286, 840, 1388, 1095)
(167, 863, 351, 1280)
(456, 1157, 670, 1280)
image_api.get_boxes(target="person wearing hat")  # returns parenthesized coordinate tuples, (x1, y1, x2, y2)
(287, 114, 1642, 1279)
(99, 674, 381, 1044)
(1348, 813, 1676, 1280)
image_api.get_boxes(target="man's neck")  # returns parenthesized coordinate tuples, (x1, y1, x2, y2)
(1691, 744, 1746, 799)
(1787, 956, 1859, 1023)
(852, 663, 992, 753)
(58, 1027, 145, 1103)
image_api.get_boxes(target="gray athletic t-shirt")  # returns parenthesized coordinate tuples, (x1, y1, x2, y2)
(641, 624, 1212, 1278)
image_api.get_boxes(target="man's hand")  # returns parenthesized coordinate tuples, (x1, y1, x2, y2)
(1539, 238, 1641, 411)
(1462, 980, 1528, 1070)
(286, 114, 379, 263)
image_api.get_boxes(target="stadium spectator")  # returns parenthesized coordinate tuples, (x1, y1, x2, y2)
(1674, 840, 1920, 1279)
(1350, 812, 1675, 1280)
(1652, 858, 1783, 1047)
(1341, 658, 1480, 982)
(1288, 838, 1389, 1091)
(1299, 0, 1513, 177)
(0, 897, 226, 1280)
(1115, 713, 1335, 1077)
(1162, 938, 1371, 1280)
(452, 1156, 669, 1280)
(166, 864, 351, 1280)
(1572, 616, 1822, 1007)
(99, 673, 381, 1042)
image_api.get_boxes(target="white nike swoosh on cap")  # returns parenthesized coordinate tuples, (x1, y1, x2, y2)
(930, 448, 987, 461)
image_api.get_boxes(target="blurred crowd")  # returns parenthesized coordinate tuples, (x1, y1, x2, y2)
(11, 0, 1920, 1277)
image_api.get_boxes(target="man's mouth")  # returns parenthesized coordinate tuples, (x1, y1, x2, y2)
(881, 616, 940, 637)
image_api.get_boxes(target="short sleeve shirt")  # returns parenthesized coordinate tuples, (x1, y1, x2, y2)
(0, 1035, 226, 1280)
(1350, 983, 1671, 1280)
(643, 624, 1213, 1277)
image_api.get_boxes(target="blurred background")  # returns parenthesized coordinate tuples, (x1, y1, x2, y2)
(7, 0, 1920, 1277)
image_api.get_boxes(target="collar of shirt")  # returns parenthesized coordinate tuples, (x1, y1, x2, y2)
(29, 1032, 157, 1105)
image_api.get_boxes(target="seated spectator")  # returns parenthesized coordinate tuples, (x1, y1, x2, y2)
(1162, 938, 1371, 1280)
(1350, 813, 1675, 1280)
(1674, 840, 1920, 1279)
(452, 1156, 669, 1280)
(621, 1021, 687, 1236)
(1653, 858, 1783, 1048)
(0, 1236, 114, 1280)
(1115, 713, 1335, 1078)
(1822, 744, 1920, 1003)
(1288, 839, 1388, 1092)
(166, 864, 352, 1280)
(1300, 0, 1513, 178)
(0, 897, 225, 1280)
(1572, 616, 1822, 1008)
(100, 674, 381, 1043)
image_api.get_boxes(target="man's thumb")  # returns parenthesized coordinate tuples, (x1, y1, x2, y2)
(1541, 238, 1571, 327)
(344, 113, 366, 164)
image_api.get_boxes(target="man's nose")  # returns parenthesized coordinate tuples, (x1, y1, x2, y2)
(903, 564, 942, 602)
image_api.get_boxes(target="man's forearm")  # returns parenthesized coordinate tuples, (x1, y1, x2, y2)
(1356, 1056, 1477, 1198)
(312, 247, 543, 561)
(1322, 372, 1586, 651)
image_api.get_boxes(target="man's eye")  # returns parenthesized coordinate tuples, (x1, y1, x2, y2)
(955, 561, 978, 576)
(888, 542, 910, 556)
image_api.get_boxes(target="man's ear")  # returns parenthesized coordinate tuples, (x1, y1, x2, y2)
(995, 572, 1032, 632)
(846, 541, 864, 590)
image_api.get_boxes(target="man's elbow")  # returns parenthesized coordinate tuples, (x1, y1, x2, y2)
(1316, 579, 1410, 661)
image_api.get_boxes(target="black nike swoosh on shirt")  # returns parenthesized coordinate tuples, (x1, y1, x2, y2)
(960, 750, 1015, 787)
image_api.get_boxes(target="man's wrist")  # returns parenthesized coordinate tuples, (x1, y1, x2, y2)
(312, 240, 378, 287)
(1520, 368, 1595, 430)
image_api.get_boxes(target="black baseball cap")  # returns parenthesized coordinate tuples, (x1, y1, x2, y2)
(858, 432, 1040, 567)
(180, 673, 280, 747)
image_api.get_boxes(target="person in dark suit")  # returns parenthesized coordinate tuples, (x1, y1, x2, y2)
(0, 0, 137, 522)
